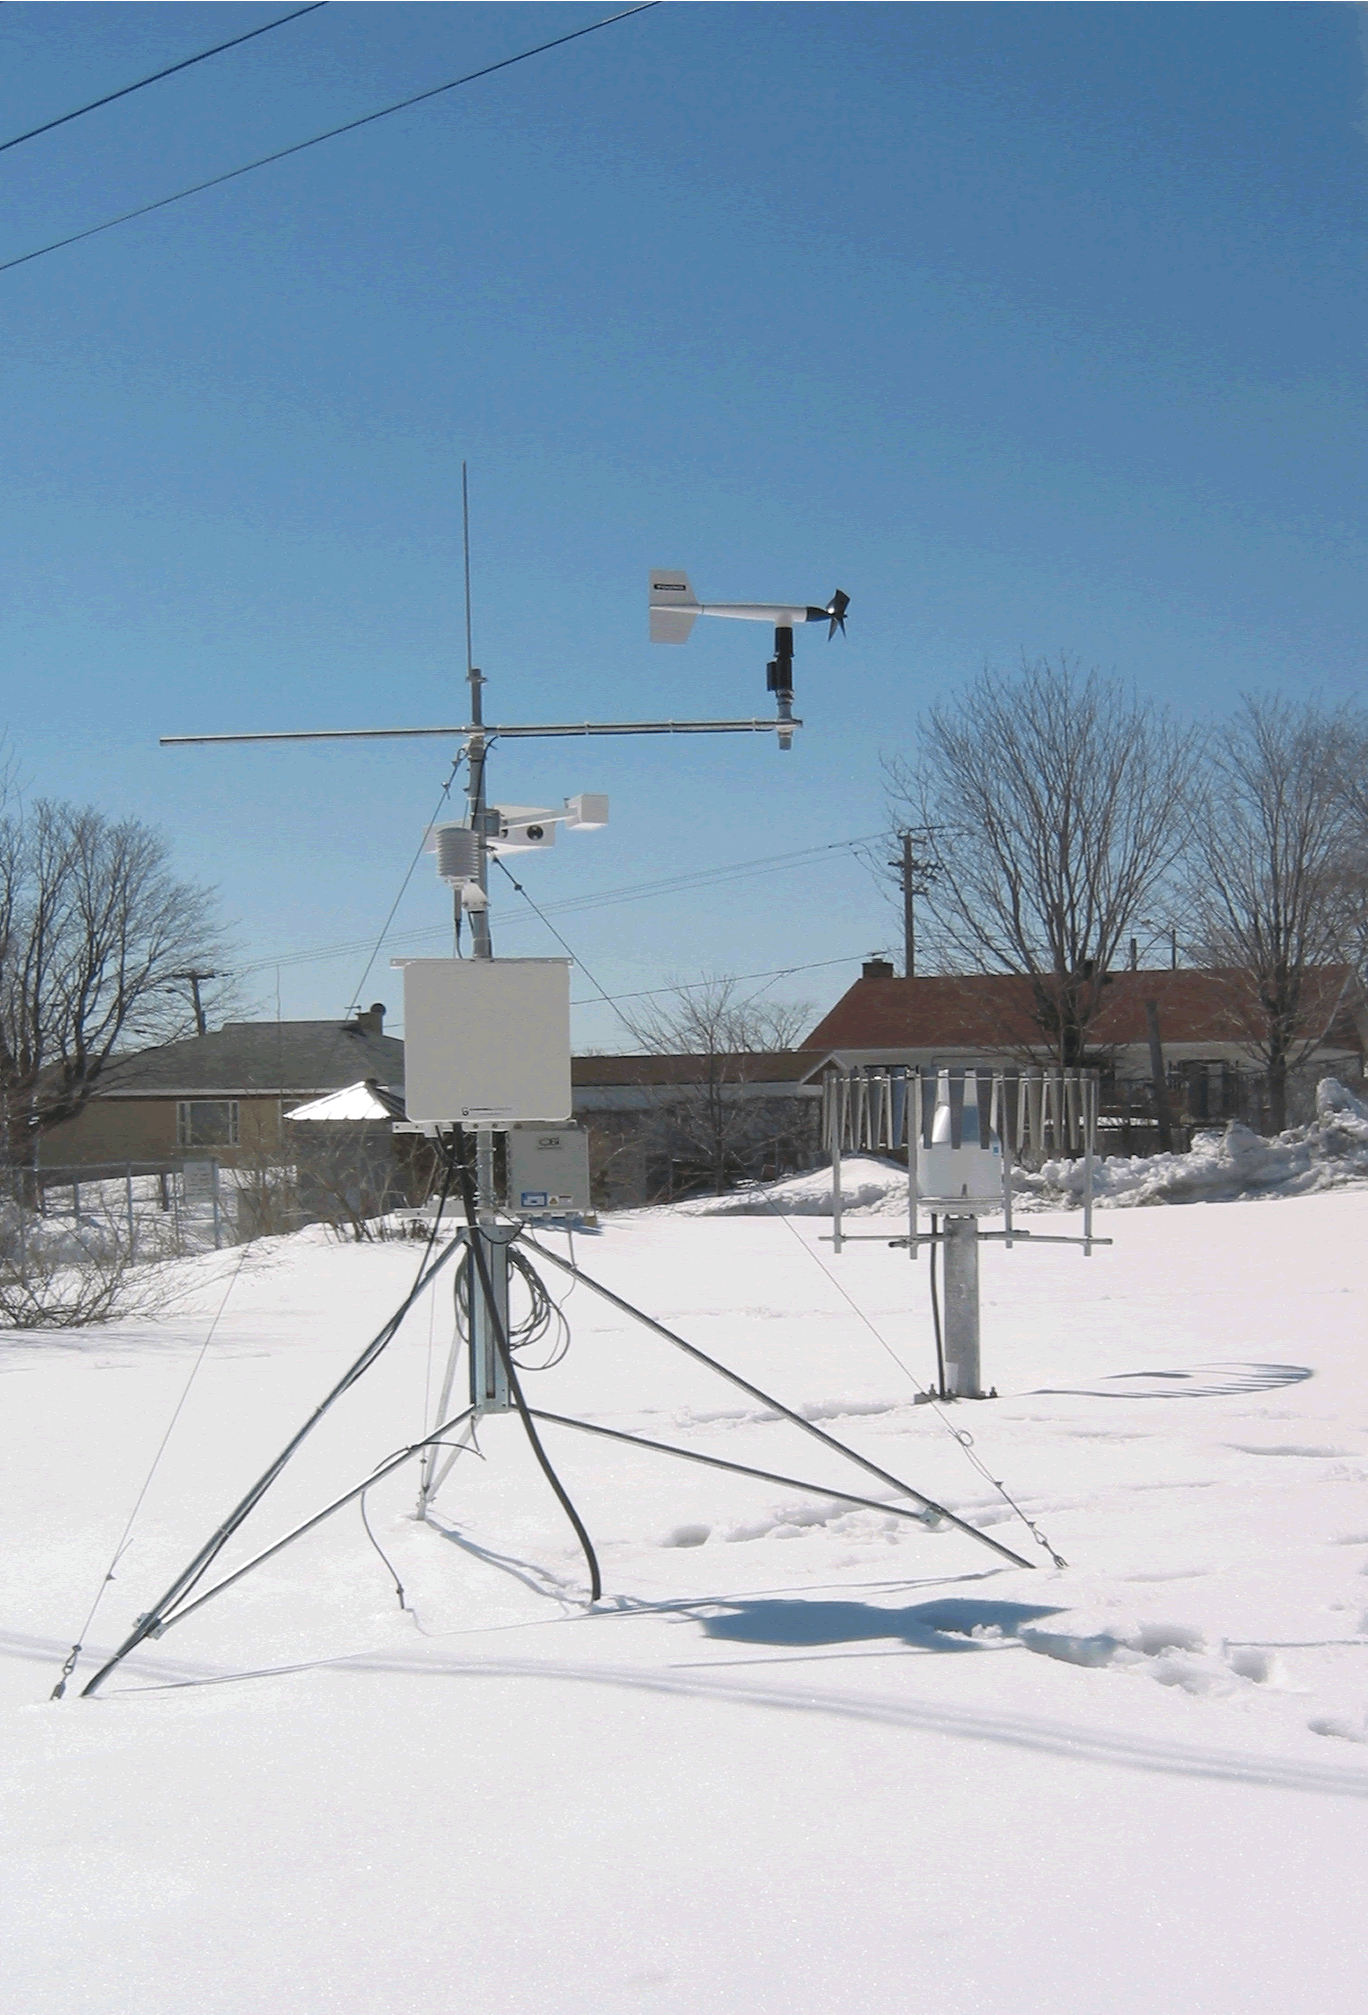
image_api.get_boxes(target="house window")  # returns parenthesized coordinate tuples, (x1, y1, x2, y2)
(177, 1100, 239, 1149)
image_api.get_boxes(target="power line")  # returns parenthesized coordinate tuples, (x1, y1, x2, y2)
(0, 5, 328, 158)
(0, 3, 661, 279)
(229, 832, 882, 980)
(571, 952, 872, 1013)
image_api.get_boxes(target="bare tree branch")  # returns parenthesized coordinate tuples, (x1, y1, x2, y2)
(885, 655, 1201, 1064)
(1182, 695, 1366, 1130)
(632, 976, 816, 1197)
(0, 799, 229, 1167)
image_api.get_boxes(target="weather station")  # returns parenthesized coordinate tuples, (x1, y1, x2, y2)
(67, 496, 1067, 1704)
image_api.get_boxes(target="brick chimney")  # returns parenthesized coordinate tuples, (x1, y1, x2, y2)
(354, 1002, 386, 1037)
(861, 957, 895, 979)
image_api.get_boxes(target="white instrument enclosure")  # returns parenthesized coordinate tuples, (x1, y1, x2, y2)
(507, 1124, 591, 1214)
(397, 957, 572, 1125)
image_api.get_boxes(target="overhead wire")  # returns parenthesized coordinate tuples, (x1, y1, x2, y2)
(575, 953, 871, 1013)
(228, 832, 882, 980)
(0, 3, 661, 278)
(0, 4, 328, 157)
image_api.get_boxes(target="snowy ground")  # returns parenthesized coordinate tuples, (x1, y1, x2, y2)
(4, 1190, 1367, 2012)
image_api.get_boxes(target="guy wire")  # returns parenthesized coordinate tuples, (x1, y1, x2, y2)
(77, 1141, 465, 1696)
(755, 1189, 1067, 1567)
(348, 752, 465, 1010)
(492, 855, 644, 1044)
(51, 1226, 257, 1699)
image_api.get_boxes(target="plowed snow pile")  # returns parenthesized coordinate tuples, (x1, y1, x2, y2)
(1038, 1075, 1368, 1206)
(691, 1076, 1368, 1216)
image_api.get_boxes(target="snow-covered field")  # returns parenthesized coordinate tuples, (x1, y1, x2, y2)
(4, 1189, 1367, 2012)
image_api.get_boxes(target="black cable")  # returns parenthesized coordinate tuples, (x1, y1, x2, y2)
(928, 1212, 947, 1400)
(451, 1125, 601, 1602)
(0, 4, 660, 279)
(454, 1241, 570, 1369)
(359, 1480, 408, 1611)
(0, 5, 327, 157)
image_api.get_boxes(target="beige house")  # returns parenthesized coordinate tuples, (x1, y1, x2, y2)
(40, 1005, 401, 1173)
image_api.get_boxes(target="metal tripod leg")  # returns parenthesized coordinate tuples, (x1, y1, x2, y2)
(417, 1244, 471, 1515)
(522, 1235, 1032, 1570)
(527, 1411, 940, 1529)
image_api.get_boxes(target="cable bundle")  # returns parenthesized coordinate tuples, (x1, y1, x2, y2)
(452, 1242, 571, 1372)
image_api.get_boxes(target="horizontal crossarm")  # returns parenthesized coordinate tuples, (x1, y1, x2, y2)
(161, 719, 800, 746)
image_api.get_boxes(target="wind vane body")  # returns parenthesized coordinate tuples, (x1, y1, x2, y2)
(649, 570, 849, 644)
(649, 570, 849, 750)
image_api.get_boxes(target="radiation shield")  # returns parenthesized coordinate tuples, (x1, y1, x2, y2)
(397, 957, 572, 1124)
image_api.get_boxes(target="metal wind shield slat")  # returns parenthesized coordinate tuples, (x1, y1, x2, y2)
(819, 1065, 1101, 1256)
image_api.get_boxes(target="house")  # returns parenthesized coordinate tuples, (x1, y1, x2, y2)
(801, 958, 1368, 1135)
(39, 1004, 403, 1174)
(571, 1051, 825, 1207)
(37, 1006, 825, 1211)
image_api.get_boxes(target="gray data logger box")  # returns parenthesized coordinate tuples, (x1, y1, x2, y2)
(396, 957, 572, 1124)
(506, 1124, 591, 1216)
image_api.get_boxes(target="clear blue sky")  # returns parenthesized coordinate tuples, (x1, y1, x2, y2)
(3, 3, 1366, 1047)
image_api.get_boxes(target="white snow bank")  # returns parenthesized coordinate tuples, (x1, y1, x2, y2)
(683, 1156, 910, 1218)
(684, 1079, 1368, 1217)
(1032, 1076, 1368, 1209)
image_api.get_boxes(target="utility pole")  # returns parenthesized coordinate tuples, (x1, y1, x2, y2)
(887, 831, 941, 978)
(1144, 997, 1175, 1153)
(173, 970, 217, 1036)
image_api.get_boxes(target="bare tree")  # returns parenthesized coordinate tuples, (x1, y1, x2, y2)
(886, 655, 1200, 1064)
(0, 798, 228, 1175)
(632, 977, 817, 1197)
(1183, 696, 1364, 1132)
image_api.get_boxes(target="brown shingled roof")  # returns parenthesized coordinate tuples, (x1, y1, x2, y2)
(803, 968, 1364, 1054)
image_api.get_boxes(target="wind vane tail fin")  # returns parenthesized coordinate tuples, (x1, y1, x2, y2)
(649, 569, 699, 644)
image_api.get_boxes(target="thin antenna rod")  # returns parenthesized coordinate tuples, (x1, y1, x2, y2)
(462, 461, 474, 680)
